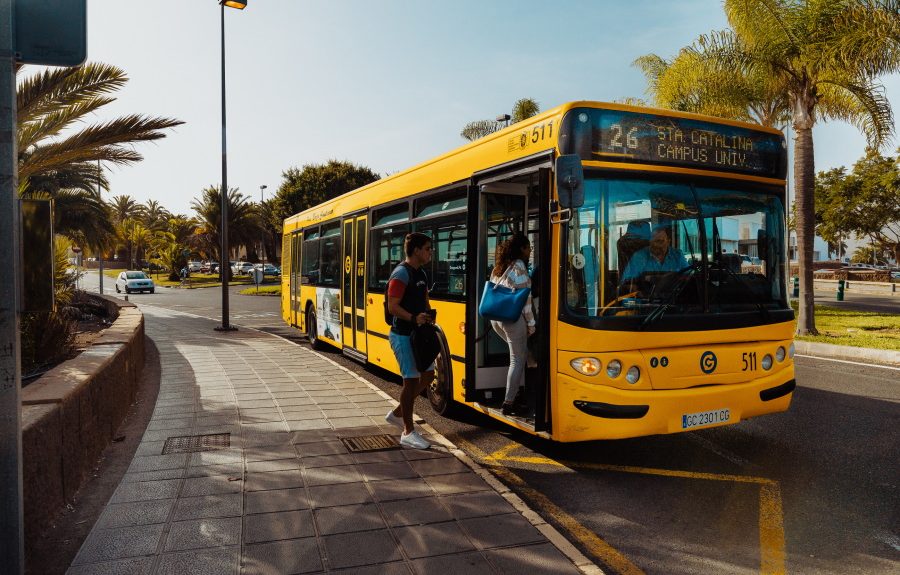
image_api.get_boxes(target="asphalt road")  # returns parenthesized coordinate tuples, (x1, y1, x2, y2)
(81, 271, 900, 574)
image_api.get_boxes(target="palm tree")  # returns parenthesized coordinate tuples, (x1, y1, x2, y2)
(635, 0, 899, 335)
(142, 199, 171, 231)
(109, 194, 145, 225)
(460, 98, 541, 141)
(190, 186, 261, 263)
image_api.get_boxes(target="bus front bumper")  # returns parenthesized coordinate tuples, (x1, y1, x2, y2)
(553, 367, 795, 442)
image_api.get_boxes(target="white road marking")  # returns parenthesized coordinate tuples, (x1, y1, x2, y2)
(796, 355, 900, 371)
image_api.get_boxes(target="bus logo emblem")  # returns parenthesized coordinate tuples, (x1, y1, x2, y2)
(700, 351, 717, 374)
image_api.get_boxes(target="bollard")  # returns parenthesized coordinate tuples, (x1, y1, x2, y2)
(836, 279, 845, 301)
(792, 276, 799, 298)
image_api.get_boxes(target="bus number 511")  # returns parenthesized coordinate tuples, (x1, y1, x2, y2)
(742, 352, 758, 371)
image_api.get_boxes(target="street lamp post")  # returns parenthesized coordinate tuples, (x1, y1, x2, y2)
(259, 184, 267, 267)
(216, 0, 247, 332)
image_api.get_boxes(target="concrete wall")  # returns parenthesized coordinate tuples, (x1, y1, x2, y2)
(20, 295, 144, 541)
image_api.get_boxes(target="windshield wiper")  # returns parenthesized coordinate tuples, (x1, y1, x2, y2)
(640, 261, 703, 328)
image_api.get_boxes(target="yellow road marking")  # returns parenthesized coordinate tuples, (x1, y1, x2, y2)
(475, 440, 787, 575)
(759, 483, 786, 575)
(461, 439, 644, 575)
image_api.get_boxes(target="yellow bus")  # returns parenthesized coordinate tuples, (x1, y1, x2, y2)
(280, 101, 795, 442)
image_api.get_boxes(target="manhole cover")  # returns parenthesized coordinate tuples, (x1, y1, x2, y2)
(340, 434, 400, 453)
(162, 433, 231, 455)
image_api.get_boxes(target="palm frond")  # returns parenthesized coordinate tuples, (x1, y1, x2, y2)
(19, 114, 183, 180)
(16, 63, 127, 126)
(822, 0, 900, 77)
(18, 96, 115, 152)
(818, 78, 895, 148)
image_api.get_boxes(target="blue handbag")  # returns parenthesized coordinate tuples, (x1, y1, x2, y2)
(478, 268, 531, 322)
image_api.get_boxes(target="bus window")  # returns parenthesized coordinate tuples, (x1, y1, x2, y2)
(415, 214, 467, 298)
(373, 203, 409, 227)
(369, 224, 410, 291)
(319, 223, 342, 287)
(302, 228, 320, 285)
(564, 177, 787, 323)
(415, 190, 466, 218)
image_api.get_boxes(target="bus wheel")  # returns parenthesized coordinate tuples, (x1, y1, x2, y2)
(307, 306, 323, 349)
(427, 330, 457, 416)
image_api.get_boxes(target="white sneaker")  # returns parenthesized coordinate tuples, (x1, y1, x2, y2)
(385, 410, 404, 430)
(400, 430, 431, 450)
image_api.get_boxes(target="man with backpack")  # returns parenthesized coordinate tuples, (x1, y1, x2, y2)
(384, 232, 435, 449)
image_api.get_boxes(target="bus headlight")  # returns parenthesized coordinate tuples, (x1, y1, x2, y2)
(789, 342, 795, 358)
(776, 346, 786, 362)
(761, 354, 773, 370)
(606, 360, 622, 378)
(570, 357, 601, 376)
(625, 366, 641, 384)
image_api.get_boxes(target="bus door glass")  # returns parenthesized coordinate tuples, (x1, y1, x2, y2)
(473, 182, 527, 396)
(291, 231, 302, 327)
(341, 214, 368, 357)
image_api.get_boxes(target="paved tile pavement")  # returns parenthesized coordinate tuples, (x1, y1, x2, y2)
(67, 306, 593, 574)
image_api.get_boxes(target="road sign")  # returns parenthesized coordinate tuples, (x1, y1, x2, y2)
(15, 0, 87, 67)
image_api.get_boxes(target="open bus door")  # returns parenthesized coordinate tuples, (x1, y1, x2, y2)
(466, 168, 551, 432)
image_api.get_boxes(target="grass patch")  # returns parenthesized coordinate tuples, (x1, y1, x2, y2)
(239, 285, 281, 296)
(792, 301, 900, 350)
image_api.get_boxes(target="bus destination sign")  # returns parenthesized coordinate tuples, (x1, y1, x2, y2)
(581, 109, 786, 179)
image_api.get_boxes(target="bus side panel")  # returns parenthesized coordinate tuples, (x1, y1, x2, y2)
(365, 293, 401, 377)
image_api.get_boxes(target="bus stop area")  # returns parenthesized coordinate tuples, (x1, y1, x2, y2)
(63, 306, 593, 575)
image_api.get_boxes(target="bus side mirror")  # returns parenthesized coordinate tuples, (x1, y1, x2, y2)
(757, 229, 768, 260)
(555, 154, 584, 209)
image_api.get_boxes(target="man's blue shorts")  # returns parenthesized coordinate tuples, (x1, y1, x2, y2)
(389, 331, 435, 380)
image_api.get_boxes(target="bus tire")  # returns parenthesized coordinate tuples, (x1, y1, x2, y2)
(307, 305, 323, 350)
(427, 328, 458, 417)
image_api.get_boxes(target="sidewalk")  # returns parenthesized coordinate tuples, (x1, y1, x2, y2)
(67, 307, 592, 575)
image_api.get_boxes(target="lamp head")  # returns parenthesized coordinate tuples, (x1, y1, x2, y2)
(221, 0, 247, 9)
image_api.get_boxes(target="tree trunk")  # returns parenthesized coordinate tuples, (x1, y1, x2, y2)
(793, 105, 818, 335)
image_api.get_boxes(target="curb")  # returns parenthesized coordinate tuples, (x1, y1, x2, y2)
(794, 340, 900, 367)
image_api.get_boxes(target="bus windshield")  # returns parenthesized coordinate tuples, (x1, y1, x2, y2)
(564, 176, 788, 328)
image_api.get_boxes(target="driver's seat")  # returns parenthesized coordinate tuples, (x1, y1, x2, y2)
(617, 221, 651, 275)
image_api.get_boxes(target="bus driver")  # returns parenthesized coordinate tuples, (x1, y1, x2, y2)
(621, 222, 688, 284)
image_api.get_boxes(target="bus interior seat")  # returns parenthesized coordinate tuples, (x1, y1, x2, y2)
(617, 221, 651, 277)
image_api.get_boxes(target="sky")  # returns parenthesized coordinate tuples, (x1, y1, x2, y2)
(66, 0, 900, 216)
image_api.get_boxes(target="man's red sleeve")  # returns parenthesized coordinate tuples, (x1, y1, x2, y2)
(386, 278, 406, 299)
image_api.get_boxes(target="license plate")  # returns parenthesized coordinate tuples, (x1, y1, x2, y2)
(682, 408, 731, 429)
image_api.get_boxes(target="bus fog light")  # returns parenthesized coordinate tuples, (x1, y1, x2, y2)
(606, 360, 622, 378)
(570, 357, 601, 376)
(776, 346, 786, 362)
(625, 366, 641, 384)
(762, 354, 773, 370)
(789, 342, 795, 358)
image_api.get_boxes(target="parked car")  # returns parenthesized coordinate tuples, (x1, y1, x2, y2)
(116, 270, 155, 294)
(188, 260, 202, 273)
(255, 263, 281, 277)
(232, 261, 254, 275)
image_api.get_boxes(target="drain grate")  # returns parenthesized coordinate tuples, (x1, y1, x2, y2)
(162, 433, 231, 455)
(340, 434, 400, 453)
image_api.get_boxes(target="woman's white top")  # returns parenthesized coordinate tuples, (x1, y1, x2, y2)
(490, 259, 535, 326)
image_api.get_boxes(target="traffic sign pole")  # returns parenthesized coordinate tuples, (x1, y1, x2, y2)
(0, 0, 25, 571)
